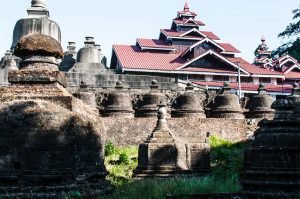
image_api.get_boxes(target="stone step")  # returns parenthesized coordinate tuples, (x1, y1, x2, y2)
(242, 169, 300, 181)
(243, 191, 300, 199)
(0, 182, 112, 194)
(242, 179, 300, 187)
(241, 179, 300, 193)
(244, 170, 300, 175)
(248, 161, 294, 168)
(245, 167, 300, 172)
(0, 188, 109, 199)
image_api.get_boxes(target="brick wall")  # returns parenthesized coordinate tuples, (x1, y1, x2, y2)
(103, 118, 260, 146)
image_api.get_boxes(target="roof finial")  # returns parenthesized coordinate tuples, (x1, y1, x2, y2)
(261, 35, 266, 43)
(31, 0, 47, 8)
(184, 1, 190, 12)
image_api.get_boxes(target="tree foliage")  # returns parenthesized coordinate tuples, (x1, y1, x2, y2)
(272, 6, 300, 60)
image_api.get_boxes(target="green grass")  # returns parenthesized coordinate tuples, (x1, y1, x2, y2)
(103, 175, 241, 199)
(210, 135, 247, 177)
(103, 137, 248, 199)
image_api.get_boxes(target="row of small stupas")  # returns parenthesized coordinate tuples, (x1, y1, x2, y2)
(111, 2, 300, 95)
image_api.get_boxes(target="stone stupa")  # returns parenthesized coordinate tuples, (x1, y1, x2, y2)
(137, 80, 169, 117)
(11, 0, 61, 52)
(172, 82, 206, 118)
(211, 82, 244, 119)
(241, 93, 300, 198)
(134, 105, 210, 178)
(247, 84, 274, 119)
(103, 81, 135, 118)
(0, 34, 111, 198)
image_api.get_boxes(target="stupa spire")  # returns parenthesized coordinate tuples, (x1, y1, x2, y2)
(31, 0, 47, 8)
(27, 0, 49, 18)
(184, 2, 190, 12)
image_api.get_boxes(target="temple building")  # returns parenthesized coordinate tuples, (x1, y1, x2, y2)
(253, 37, 300, 84)
(110, 2, 298, 96)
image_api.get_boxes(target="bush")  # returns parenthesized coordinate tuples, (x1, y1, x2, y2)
(119, 152, 130, 165)
(104, 143, 138, 187)
(105, 142, 116, 156)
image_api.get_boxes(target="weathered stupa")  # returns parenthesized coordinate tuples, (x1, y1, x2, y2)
(211, 83, 244, 119)
(11, 0, 61, 51)
(74, 81, 98, 110)
(137, 80, 168, 117)
(172, 82, 206, 118)
(271, 83, 300, 121)
(60, 42, 77, 72)
(71, 37, 107, 73)
(247, 84, 274, 118)
(287, 83, 300, 105)
(241, 94, 300, 198)
(0, 34, 111, 198)
(103, 81, 135, 118)
(134, 105, 210, 178)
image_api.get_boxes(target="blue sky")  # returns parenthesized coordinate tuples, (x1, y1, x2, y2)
(0, 0, 298, 65)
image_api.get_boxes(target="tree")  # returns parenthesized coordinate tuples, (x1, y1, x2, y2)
(272, 7, 300, 60)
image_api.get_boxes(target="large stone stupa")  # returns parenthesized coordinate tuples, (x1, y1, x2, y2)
(0, 34, 111, 198)
(241, 96, 300, 198)
(11, 0, 61, 52)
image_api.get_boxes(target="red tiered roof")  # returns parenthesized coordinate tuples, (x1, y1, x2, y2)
(285, 71, 300, 79)
(161, 29, 220, 40)
(137, 38, 175, 50)
(113, 45, 184, 71)
(113, 44, 284, 78)
(218, 43, 241, 53)
(228, 57, 283, 76)
(193, 81, 293, 93)
(173, 19, 205, 26)
(199, 31, 220, 40)
(111, 2, 290, 86)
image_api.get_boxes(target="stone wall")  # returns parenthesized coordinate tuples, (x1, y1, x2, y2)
(103, 118, 260, 146)
(65, 72, 178, 90)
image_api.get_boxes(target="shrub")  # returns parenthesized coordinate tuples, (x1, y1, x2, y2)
(105, 142, 116, 156)
(119, 152, 130, 165)
(105, 143, 138, 187)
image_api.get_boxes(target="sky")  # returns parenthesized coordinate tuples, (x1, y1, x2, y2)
(0, 0, 299, 65)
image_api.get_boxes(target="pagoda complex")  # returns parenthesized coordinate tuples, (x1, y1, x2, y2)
(110, 2, 296, 96)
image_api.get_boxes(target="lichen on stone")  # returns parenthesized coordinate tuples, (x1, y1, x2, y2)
(14, 34, 63, 58)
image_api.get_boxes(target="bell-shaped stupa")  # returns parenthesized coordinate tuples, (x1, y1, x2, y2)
(11, 0, 61, 52)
